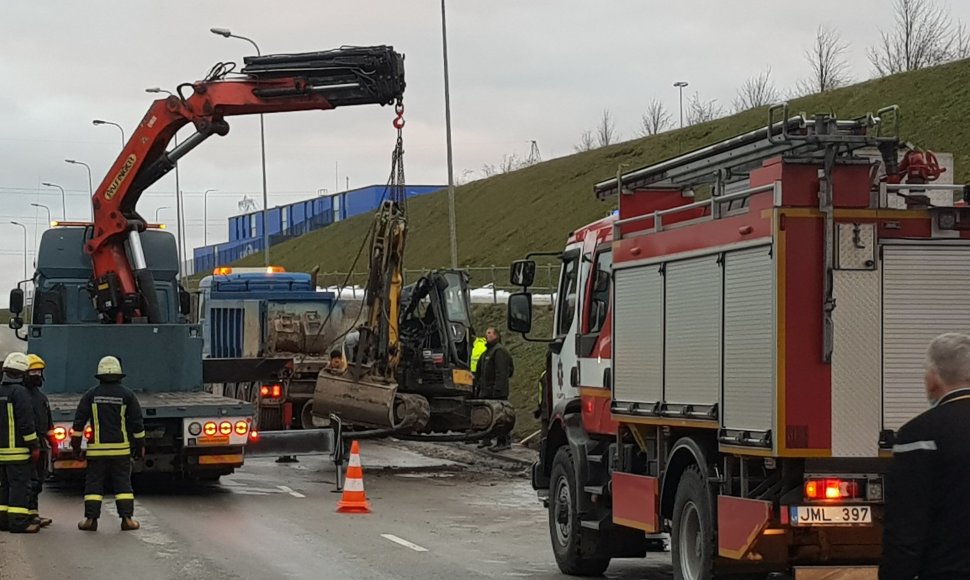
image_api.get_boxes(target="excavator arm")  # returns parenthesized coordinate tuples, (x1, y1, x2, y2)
(86, 46, 405, 323)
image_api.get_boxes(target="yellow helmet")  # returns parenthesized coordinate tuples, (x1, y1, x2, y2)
(2, 352, 30, 373)
(96, 355, 124, 378)
(26, 354, 45, 371)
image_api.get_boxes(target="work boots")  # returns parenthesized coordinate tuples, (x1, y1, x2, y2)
(121, 517, 140, 531)
(11, 521, 40, 534)
(77, 518, 98, 532)
(33, 516, 53, 528)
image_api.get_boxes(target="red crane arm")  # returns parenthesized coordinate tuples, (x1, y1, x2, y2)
(81, 46, 405, 323)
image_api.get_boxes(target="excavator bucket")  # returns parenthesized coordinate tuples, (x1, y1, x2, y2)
(313, 371, 430, 431)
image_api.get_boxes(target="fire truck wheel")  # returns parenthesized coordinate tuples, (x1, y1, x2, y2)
(671, 466, 715, 580)
(548, 447, 610, 576)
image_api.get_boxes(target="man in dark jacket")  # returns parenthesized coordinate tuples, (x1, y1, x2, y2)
(24, 354, 53, 528)
(475, 327, 514, 451)
(72, 356, 145, 532)
(0, 353, 40, 534)
(881, 332, 970, 579)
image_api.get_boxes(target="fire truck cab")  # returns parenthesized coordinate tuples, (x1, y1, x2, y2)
(509, 104, 968, 579)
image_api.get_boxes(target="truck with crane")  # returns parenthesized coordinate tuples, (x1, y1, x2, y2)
(508, 105, 965, 578)
(7, 45, 406, 478)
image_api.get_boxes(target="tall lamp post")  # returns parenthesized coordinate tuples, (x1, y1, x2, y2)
(674, 81, 689, 128)
(145, 88, 187, 277)
(203, 188, 218, 246)
(210, 27, 270, 267)
(64, 159, 94, 220)
(440, 0, 459, 269)
(92, 119, 126, 149)
(30, 203, 52, 227)
(10, 221, 28, 281)
(40, 182, 67, 220)
(154, 206, 170, 223)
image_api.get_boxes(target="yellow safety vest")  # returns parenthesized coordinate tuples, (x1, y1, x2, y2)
(470, 338, 487, 373)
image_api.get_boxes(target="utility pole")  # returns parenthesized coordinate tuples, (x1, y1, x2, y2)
(674, 81, 689, 128)
(441, 0, 459, 269)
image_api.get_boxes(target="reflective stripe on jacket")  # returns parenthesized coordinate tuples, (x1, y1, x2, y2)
(0, 382, 38, 463)
(72, 381, 145, 458)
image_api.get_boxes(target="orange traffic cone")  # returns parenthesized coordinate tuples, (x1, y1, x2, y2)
(337, 440, 372, 514)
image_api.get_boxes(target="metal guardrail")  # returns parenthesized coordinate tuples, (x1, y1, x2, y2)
(315, 265, 560, 303)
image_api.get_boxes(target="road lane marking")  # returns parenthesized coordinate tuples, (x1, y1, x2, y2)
(381, 534, 429, 552)
(277, 485, 306, 498)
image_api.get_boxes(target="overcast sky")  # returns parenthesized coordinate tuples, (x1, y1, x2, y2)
(2, 1, 969, 306)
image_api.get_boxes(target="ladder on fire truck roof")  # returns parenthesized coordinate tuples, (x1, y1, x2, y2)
(594, 103, 901, 199)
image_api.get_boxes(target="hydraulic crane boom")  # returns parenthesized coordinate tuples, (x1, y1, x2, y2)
(86, 46, 405, 324)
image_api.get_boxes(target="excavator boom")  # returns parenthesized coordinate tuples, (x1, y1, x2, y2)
(87, 46, 404, 324)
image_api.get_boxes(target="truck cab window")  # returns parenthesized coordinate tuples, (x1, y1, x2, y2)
(556, 255, 580, 336)
(585, 251, 612, 334)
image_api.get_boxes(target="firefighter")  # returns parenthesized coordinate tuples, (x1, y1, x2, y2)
(880, 332, 970, 579)
(72, 356, 145, 532)
(24, 354, 53, 528)
(0, 352, 41, 534)
(475, 327, 515, 451)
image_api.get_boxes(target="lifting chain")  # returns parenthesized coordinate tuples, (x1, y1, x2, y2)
(390, 100, 406, 206)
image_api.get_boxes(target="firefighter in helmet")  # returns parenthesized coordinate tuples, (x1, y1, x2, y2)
(72, 356, 145, 532)
(24, 354, 53, 528)
(0, 352, 40, 534)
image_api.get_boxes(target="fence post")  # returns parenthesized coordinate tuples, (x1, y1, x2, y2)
(490, 266, 497, 304)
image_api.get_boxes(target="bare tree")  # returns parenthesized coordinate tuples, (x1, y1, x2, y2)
(798, 25, 852, 94)
(733, 67, 780, 112)
(481, 162, 497, 178)
(596, 109, 617, 147)
(955, 23, 970, 59)
(500, 153, 521, 174)
(868, 0, 964, 75)
(686, 92, 724, 126)
(574, 130, 595, 153)
(639, 100, 672, 137)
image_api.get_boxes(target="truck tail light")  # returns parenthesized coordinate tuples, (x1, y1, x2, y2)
(52, 426, 67, 442)
(804, 478, 861, 501)
(260, 384, 283, 399)
(84, 426, 93, 441)
(249, 429, 260, 442)
(203, 421, 217, 436)
(219, 421, 232, 435)
(235, 421, 249, 435)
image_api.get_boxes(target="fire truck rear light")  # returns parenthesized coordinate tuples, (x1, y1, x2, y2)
(272, 385, 282, 398)
(249, 430, 260, 442)
(84, 426, 93, 441)
(52, 426, 67, 442)
(804, 478, 861, 500)
(219, 421, 232, 435)
(261, 384, 282, 399)
(203, 421, 217, 436)
(234, 421, 248, 435)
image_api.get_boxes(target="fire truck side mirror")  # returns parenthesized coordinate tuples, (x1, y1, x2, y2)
(8, 288, 24, 315)
(510, 260, 536, 288)
(178, 287, 191, 316)
(507, 292, 533, 334)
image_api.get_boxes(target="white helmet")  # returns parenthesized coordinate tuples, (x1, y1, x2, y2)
(96, 355, 125, 378)
(3, 352, 30, 374)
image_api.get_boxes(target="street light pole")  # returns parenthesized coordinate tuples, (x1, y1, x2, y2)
(211, 27, 270, 267)
(92, 119, 126, 149)
(10, 221, 28, 281)
(203, 188, 217, 247)
(40, 182, 67, 220)
(64, 159, 94, 220)
(674, 81, 689, 128)
(145, 88, 186, 277)
(30, 203, 52, 227)
(154, 206, 170, 223)
(440, 0, 459, 269)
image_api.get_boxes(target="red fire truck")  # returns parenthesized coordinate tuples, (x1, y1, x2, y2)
(508, 105, 966, 579)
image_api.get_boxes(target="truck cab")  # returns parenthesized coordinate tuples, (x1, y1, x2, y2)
(9, 226, 255, 479)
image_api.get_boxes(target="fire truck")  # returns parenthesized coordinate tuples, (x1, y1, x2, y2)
(508, 105, 967, 578)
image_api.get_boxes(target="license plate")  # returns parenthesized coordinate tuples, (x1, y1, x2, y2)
(791, 506, 872, 526)
(53, 459, 87, 469)
(196, 435, 230, 446)
(198, 454, 243, 465)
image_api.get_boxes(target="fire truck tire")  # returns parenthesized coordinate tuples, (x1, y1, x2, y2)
(548, 448, 611, 577)
(671, 466, 715, 580)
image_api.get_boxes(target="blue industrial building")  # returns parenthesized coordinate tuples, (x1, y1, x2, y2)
(193, 184, 444, 273)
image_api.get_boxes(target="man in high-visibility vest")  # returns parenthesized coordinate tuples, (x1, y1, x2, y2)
(470, 336, 487, 375)
(0, 352, 40, 534)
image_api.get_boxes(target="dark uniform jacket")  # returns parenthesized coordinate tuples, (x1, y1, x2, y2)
(72, 381, 145, 458)
(880, 387, 970, 580)
(26, 387, 52, 450)
(0, 381, 39, 463)
(477, 342, 513, 400)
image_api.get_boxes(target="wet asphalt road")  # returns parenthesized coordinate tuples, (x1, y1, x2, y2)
(0, 441, 672, 580)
